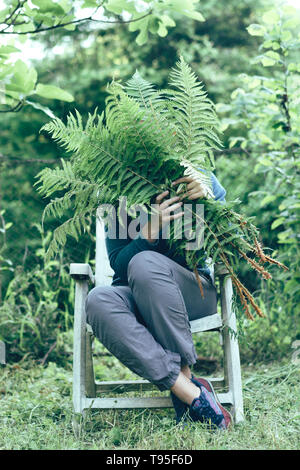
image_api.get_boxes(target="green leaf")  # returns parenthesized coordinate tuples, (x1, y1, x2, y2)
(247, 24, 266, 36)
(5, 60, 37, 95)
(229, 137, 243, 148)
(63, 22, 76, 31)
(82, 0, 100, 7)
(0, 63, 13, 81)
(1, 90, 21, 102)
(160, 15, 176, 27)
(35, 84, 74, 102)
(106, 0, 126, 15)
(0, 45, 20, 55)
(284, 279, 299, 294)
(183, 10, 205, 21)
(258, 156, 272, 166)
(260, 194, 277, 207)
(0, 8, 10, 23)
(31, 0, 66, 15)
(283, 17, 300, 29)
(129, 15, 149, 32)
(263, 40, 280, 50)
(277, 229, 294, 243)
(231, 88, 245, 99)
(106, 0, 138, 16)
(157, 21, 168, 37)
(133, 19, 150, 45)
(281, 30, 292, 42)
(148, 17, 160, 34)
(262, 10, 280, 25)
(261, 56, 276, 67)
(55, 0, 71, 13)
(265, 50, 280, 61)
(257, 134, 273, 145)
(248, 77, 261, 89)
(12, 21, 35, 33)
(166, 0, 205, 21)
(288, 63, 300, 72)
(271, 217, 285, 230)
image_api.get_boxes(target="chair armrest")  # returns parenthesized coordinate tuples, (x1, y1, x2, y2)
(70, 263, 95, 284)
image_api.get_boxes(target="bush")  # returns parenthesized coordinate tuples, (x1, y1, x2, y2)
(0, 225, 74, 366)
(216, 5, 300, 358)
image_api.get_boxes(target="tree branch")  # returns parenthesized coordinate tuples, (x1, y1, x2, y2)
(0, 101, 24, 113)
(0, 9, 153, 35)
(39, 341, 57, 366)
(1, 1, 24, 32)
(0, 153, 57, 165)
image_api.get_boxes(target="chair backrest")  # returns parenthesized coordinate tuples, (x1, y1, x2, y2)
(95, 211, 114, 287)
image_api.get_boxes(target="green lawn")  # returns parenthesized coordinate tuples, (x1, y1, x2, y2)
(0, 360, 299, 450)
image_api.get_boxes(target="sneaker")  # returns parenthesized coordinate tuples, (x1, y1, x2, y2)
(191, 375, 215, 394)
(189, 386, 227, 429)
(191, 375, 232, 429)
(170, 376, 218, 424)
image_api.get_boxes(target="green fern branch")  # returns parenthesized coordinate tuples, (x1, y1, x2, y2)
(36, 57, 287, 319)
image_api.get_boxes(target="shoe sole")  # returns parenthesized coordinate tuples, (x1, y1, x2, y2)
(193, 377, 233, 429)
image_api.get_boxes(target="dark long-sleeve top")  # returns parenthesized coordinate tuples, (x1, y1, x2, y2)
(105, 173, 226, 286)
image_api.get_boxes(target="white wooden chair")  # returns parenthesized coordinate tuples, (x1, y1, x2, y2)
(70, 215, 244, 425)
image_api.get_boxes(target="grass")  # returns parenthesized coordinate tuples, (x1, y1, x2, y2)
(0, 358, 299, 450)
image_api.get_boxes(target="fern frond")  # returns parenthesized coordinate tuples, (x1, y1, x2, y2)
(165, 56, 222, 169)
(45, 211, 93, 260)
(35, 160, 75, 197)
(36, 58, 285, 320)
(125, 71, 162, 109)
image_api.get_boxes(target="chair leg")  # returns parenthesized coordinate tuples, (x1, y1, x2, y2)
(73, 280, 89, 415)
(85, 330, 96, 397)
(220, 275, 244, 424)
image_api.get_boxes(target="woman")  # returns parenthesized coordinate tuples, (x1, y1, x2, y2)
(85, 173, 232, 429)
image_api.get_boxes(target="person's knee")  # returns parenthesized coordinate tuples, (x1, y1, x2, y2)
(85, 286, 113, 325)
(127, 250, 168, 285)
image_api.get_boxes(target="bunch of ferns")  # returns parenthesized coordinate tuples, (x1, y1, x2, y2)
(36, 57, 287, 320)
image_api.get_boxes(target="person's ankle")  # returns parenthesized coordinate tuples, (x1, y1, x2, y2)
(181, 365, 192, 380)
(186, 384, 201, 405)
(170, 371, 202, 405)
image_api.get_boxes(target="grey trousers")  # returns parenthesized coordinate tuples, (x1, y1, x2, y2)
(86, 251, 217, 391)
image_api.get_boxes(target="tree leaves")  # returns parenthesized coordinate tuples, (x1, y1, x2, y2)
(0, 0, 205, 112)
(35, 84, 74, 102)
(247, 24, 266, 36)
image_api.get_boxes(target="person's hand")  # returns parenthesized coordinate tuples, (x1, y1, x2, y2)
(141, 190, 184, 243)
(171, 176, 212, 200)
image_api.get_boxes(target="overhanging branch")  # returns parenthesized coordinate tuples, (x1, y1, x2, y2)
(0, 6, 153, 35)
(0, 153, 57, 165)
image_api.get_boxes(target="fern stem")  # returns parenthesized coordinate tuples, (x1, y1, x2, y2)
(193, 265, 204, 299)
